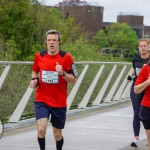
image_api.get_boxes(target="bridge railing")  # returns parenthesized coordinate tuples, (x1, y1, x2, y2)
(0, 61, 132, 123)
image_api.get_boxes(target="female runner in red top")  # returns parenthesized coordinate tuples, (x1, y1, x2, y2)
(135, 52, 150, 150)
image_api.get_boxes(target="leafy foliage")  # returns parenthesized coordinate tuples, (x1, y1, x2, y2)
(0, 0, 36, 60)
(0, 1, 138, 61)
(0, 1, 82, 61)
(92, 23, 138, 58)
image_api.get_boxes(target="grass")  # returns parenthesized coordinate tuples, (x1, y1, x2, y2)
(0, 62, 132, 122)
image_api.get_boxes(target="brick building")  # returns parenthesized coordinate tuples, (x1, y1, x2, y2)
(57, 0, 104, 38)
(144, 26, 150, 38)
(117, 13, 144, 38)
(56, 0, 150, 38)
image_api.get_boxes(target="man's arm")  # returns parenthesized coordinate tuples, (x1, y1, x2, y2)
(62, 72, 77, 84)
(55, 62, 77, 84)
(30, 71, 39, 88)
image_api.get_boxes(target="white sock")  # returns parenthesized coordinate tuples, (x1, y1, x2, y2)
(134, 139, 139, 144)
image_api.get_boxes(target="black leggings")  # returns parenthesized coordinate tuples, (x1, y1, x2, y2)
(130, 83, 144, 137)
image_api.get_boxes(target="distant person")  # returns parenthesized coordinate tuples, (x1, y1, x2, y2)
(148, 44, 150, 54)
(30, 30, 78, 150)
(127, 39, 150, 147)
(134, 60, 150, 150)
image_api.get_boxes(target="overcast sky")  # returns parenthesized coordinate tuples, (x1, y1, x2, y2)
(39, 0, 150, 26)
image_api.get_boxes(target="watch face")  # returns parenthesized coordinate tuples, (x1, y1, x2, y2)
(0, 117, 4, 139)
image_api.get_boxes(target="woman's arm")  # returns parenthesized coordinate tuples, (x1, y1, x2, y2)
(134, 77, 150, 94)
(127, 68, 135, 82)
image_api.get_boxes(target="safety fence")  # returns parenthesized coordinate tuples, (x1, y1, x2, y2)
(0, 61, 132, 123)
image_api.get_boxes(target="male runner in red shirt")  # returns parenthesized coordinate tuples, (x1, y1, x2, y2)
(30, 30, 78, 150)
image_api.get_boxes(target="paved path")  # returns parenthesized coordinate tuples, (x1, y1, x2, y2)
(0, 102, 148, 150)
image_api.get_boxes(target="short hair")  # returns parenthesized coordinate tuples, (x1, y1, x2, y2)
(46, 30, 61, 41)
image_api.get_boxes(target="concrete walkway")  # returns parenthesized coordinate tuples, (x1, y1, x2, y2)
(0, 101, 148, 150)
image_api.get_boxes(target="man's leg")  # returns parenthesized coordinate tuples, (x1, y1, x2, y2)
(53, 127, 64, 150)
(37, 118, 48, 150)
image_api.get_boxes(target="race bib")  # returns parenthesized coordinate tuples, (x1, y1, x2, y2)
(136, 68, 141, 76)
(42, 70, 58, 84)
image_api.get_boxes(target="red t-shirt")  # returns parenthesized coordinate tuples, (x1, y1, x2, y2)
(135, 64, 150, 107)
(32, 50, 74, 107)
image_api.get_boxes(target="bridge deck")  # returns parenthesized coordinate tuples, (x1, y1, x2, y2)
(0, 102, 148, 150)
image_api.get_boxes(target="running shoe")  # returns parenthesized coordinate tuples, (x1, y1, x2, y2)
(131, 141, 138, 147)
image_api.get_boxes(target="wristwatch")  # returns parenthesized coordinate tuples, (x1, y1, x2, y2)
(62, 71, 66, 76)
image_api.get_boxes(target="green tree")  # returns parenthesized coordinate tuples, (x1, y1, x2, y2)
(0, 1, 83, 61)
(62, 37, 101, 61)
(0, 0, 35, 60)
(92, 23, 138, 58)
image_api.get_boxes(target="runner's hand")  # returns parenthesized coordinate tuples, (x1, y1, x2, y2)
(30, 78, 38, 88)
(55, 62, 63, 75)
